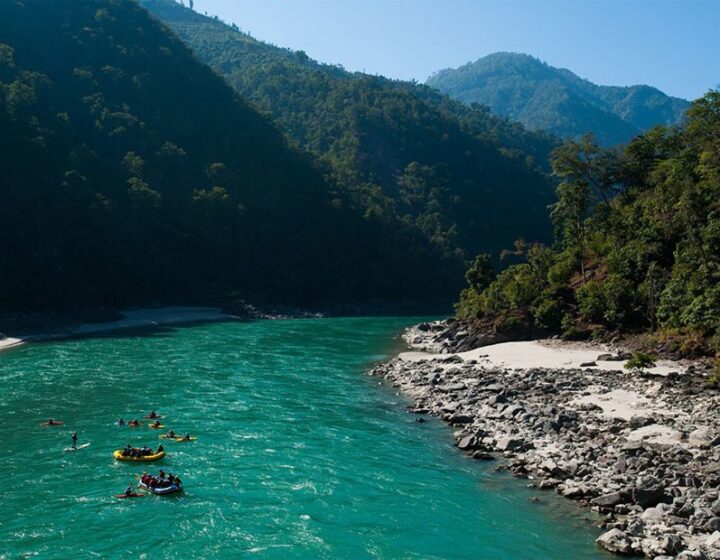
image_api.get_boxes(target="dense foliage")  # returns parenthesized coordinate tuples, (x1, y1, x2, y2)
(427, 52, 689, 147)
(457, 91, 720, 353)
(142, 0, 558, 263)
(0, 0, 460, 310)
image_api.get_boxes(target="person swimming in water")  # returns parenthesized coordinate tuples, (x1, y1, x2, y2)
(71, 431, 78, 449)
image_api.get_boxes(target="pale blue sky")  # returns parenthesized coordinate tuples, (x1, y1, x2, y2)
(187, 0, 718, 100)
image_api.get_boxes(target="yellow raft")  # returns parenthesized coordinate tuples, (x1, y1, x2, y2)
(113, 450, 166, 462)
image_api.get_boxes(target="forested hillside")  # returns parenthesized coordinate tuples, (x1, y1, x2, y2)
(0, 0, 459, 311)
(142, 0, 559, 263)
(427, 52, 689, 146)
(456, 91, 720, 354)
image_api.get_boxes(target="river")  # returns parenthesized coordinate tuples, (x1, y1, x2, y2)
(0, 317, 610, 559)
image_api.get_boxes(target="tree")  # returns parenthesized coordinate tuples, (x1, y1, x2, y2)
(464, 253, 495, 292)
(550, 135, 618, 284)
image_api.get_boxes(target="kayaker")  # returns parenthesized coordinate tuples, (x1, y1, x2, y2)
(183, 433, 191, 442)
(150, 420, 161, 428)
(47, 418, 58, 426)
(165, 430, 175, 438)
(128, 419, 140, 427)
(118, 418, 126, 426)
(71, 431, 78, 449)
(156, 444, 164, 454)
(125, 484, 134, 497)
(148, 410, 158, 419)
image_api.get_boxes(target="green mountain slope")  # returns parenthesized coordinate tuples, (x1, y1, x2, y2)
(457, 91, 720, 353)
(0, 0, 457, 311)
(427, 52, 690, 146)
(142, 0, 559, 264)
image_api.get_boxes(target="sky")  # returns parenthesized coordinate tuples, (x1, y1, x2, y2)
(187, 0, 719, 101)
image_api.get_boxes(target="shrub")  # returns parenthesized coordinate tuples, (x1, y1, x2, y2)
(625, 352, 656, 374)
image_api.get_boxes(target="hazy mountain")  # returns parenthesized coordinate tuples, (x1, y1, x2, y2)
(427, 52, 690, 146)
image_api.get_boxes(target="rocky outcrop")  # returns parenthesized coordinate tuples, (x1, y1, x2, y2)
(368, 346, 720, 558)
(403, 319, 512, 353)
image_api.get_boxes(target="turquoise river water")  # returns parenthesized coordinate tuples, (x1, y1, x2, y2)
(0, 317, 611, 559)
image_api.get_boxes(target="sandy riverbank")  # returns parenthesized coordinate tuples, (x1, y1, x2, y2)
(370, 321, 720, 558)
(0, 306, 239, 353)
(401, 339, 689, 376)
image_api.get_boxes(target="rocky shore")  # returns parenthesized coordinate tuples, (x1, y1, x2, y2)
(370, 321, 720, 559)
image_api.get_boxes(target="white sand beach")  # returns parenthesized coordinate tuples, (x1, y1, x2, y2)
(0, 306, 238, 353)
(400, 339, 686, 376)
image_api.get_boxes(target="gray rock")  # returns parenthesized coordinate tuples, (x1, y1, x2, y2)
(596, 528, 634, 554)
(632, 485, 668, 508)
(592, 490, 630, 509)
(641, 506, 665, 522)
(457, 436, 476, 451)
(449, 413, 474, 424)
(712, 498, 720, 516)
(495, 437, 531, 452)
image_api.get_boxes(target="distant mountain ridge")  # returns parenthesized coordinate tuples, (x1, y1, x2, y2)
(427, 52, 690, 146)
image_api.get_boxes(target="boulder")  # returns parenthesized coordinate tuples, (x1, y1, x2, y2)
(640, 534, 681, 557)
(596, 528, 634, 554)
(632, 485, 669, 508)
(711, 498, 720, 517)
(592, 490, 630, 509)
(640, 506, 665, 522)
(457, 436, 477, 451)
(472, 451, 495, 460)
(449, 413, 474, 425)
(706, 517, 720, 532)
(495, 437, 531, 452)
(689, 427, 715, 448)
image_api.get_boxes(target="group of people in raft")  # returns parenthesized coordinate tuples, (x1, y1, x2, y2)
(139, 470, 182, 490)
(120, 443, 164, 457)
